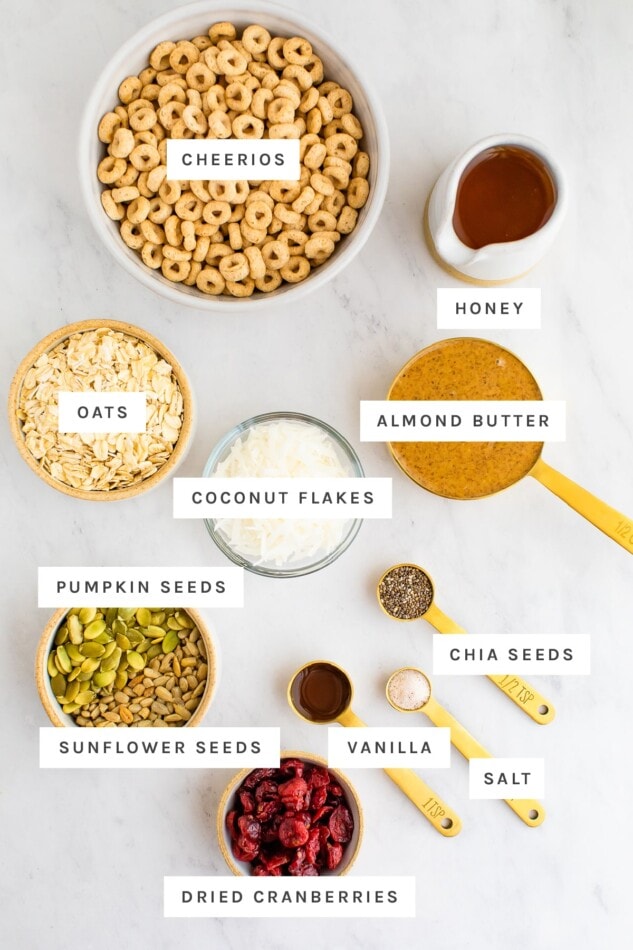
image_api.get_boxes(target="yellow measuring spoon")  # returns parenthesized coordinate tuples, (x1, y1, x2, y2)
(377, 563, 555, 725)
(287, 660, 462, 837)
(386, 667, 545, 827)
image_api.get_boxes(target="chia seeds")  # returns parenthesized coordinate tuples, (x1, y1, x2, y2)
(378, 564, 434, 620)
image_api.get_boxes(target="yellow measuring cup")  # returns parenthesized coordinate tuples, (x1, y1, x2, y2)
(386, 667, 545, 827)
(377, 562, 555, 725)
(387, 338, 633, 555)
(287, 660, 462, 837)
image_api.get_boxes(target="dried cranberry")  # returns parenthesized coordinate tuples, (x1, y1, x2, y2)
(327, 782, 344, 799)
(255, 780, 279, 802)
(307, 766, 330, 788)
(260, 848, 291, 869)
(238, 789, 255, 814)
(288, 848, 306, 875)
(243, 767, 278, 789)
(237, 816, 261, 842)
(255, 799, 282, 822)
(325, 841, 344, 870)
(225, 809, 239, 840)
(278, 817, 310, 848)
(311, 805, 333, 824)
(232, 839, 259, 862)
(278, 777, 308, 811)
(279, 758, 305, 778)
(311, 786, 328, 810)
(305, 828, 321, 865)
(261, 813, 284, 843)
(298, 865, 318, 876)
(329, 805, 353, 843)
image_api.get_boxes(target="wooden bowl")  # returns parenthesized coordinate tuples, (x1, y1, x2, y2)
(8, 319, 194, 501)
(217, 750, 364, 876)
(36, 606, 217, 727)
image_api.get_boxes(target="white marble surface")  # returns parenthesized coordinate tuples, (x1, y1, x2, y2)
(1, 0, 632, 947)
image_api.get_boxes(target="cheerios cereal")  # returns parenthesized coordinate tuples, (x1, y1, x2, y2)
(96, 23, 370, 297)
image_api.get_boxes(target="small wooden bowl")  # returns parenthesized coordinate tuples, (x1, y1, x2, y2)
(36, 606, 217, 727)
(8, 319, 194, 501)
(217, 751, 364, 876)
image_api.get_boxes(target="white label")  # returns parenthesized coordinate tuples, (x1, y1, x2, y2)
(167, 139, 300, 181)
(360, 401, 566, 441)
(437, 289, 541, 330)
(172, 478, 392, 519)
(328, 727, 450, 768)
(37, 566, 244, 607)
(164, 876, 416, 918)
(57, 392, 146, 433)
(40, 727, 279, 769)
(469, 758, 545, 799)
(432, 634, 590, 675)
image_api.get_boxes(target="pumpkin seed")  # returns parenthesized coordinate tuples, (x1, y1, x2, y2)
(101, 648, 122, 672)
(67, 614, 83, 643)
(55, 645, 72, 673)
(116, 632, 131, 650)
(78, 607, 97, 624)
(51, 673, 67, 696)
(126, 651, 145, 671)
(136, 607, 152, 627)
(47, 653, 58, 677)
(64, 680, 80, 703)
(54, 625, 69, 645)
(93, 670, 116, 688)
(79, 642, 106, 658)
(76, 691, 96, 705)
(162, 630, 179, 654)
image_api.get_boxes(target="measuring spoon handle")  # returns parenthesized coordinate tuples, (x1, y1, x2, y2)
(423, 697, 545, 828)
(425, 605, 555, 725)
(487, 674, 555, 724)
(530, 457, 633, 555)
(337, 708, 461, 837)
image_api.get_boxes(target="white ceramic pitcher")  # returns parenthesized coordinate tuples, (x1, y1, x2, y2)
(425, 133, 568, 284)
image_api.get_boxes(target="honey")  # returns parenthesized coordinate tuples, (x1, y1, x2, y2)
(453, 145, 556, 249)
(290, 662, 352, 723)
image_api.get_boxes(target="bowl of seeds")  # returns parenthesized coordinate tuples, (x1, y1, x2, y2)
(79, 1, 389, 311)
(36, 606, 216, 727)
(8, 319, 194, 500)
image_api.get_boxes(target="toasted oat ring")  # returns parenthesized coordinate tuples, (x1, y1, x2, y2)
(150, 41, 175, 71)
(160, 180, 182, 204)
(158, 101, 185, 130)
(219, 252, 250, 281)
(226, 277, 255, 297)
(274, 203, 303, 227)
(323, 164, 349, 190)
(267, 36, 287, 69)
(161, 258, 190, 282)
(268, 181, 302, 203)
(209, 21, 236, 43)
(278, 229, 309, 255)
(240, 221, 268, 245)
(170, 41, 200, 74)
(130, 143, 160, 171)
(327, 87, 353, 117)
(304, 56, 324, 85)
(283, 36, 312, 65)
(118, 75, 142, 104)
(181, 219, 196, 249)
(98, 112, 122, 144)
(140, 219, 165, 243)
(307, 209, 337, 232)
(306, 108, 322, 135)
(193, 235, 211, 261)
(163, 245, 192, 262)
(129, 107, 157, 132)
(274, 81, 301, 108)
(141, 242, 164, 269)
(292, 186, 315, 214)
(347, 177, 370, 209)
(196, 266, 226, 295)
(127, 196, 151, 224)
(203, 200, 232, 226)
(169, 118, 194, 140)
(309, 172, 335, 197)
(147, 165, 167, 193)
(303, 143, 327, 170)
(183, 260, 202, 285)
(164, 215, 184, 246)
(182, 104, 208, 133)
(217, 47, 248, 76)
(323, 190, 346, 216)
(175, 192, 203, 221)
(280, 256, 310, 283)
(110, 127, 135, 158)
(120, 220, 144, 249)
(148, 197, 171, 224)
(206, 243, 233, 266)
(244, 245, 266, 279)
(101, 190, 124, 220)
(251, 87, 274, 119)
(282, 64, 312, 91)
(341, 113, 363, 139)
(244, 200, 273, 230)
(268, 122, 301, 139)
(242, 24, 272, 54)
(325, 132, 358, 161)
(232, 114, 264, 139)
(186, 61, 215, 92)
(208, 109, 232, 138)
(208, 181, 237, 202)
(267, 97, 295, 124)
(225, 81, 252, 112)
(111, 185, 139, 203)
(97, 155, 126, 184)
(305, 235, 335, 263)
(261, 240, 290, 270)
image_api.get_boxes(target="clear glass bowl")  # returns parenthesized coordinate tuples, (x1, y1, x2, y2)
(203, 412, 364, 577)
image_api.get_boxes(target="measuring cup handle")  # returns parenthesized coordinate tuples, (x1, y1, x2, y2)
(382, 768, 462, 836)
(530, 458, 633, 555)
(487, 674, 555, 725)
(504, 797, 545, 827)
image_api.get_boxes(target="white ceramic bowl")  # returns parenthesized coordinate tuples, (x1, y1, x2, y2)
(79, 0, 390, 312)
